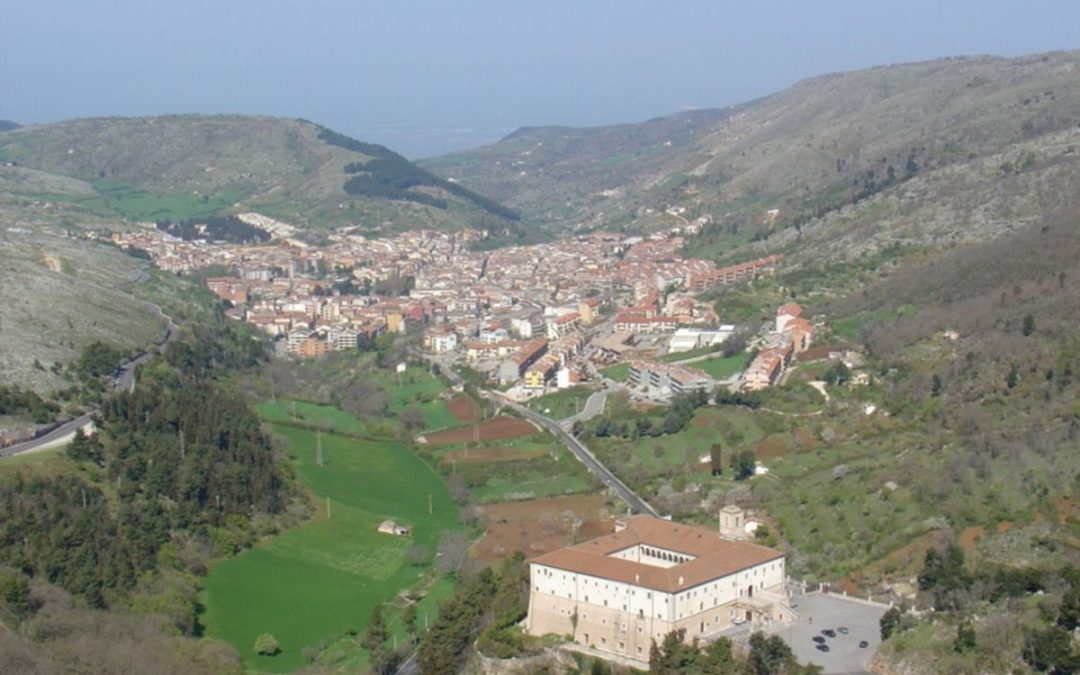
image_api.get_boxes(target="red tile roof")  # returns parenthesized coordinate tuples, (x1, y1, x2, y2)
(531, 515, 782, 593)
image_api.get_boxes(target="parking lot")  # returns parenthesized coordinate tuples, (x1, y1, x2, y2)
(782, 590, 887, 674)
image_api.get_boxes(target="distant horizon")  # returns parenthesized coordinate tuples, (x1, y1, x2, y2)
(2, 46, 1073, 161)
(3, 1, 1079, 158)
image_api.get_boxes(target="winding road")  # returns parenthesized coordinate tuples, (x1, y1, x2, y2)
(0, 291, 178, 459)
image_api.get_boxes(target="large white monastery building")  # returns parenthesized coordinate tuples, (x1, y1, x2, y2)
(525, 513, 793, 663)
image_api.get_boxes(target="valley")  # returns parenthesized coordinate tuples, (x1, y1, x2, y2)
(2, 48, 1080, 674)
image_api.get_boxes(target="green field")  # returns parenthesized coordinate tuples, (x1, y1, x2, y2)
(201, 421, 459, 672)
(661, 344, 723, 362)
(600, 363, 631, 382)
(256, 399, 369, 436)
(94, 180, 247, 222)
(592, 406, 765, 477)
(370, 366, 459, 430)
(692, 353, 751, 380)
(525, 385, 594, 419)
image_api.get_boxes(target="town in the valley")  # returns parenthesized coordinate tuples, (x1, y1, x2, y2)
(115, 213, 807, 402)
(113, 214, 865, 667)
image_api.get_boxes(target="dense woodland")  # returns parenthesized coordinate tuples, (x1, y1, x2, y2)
(318, 127, 520, 220)
(0, 385, 59, 424)
(872, 543, 1080, 673)
(156, 215, 271, 244)
(0, 319, 295, 672)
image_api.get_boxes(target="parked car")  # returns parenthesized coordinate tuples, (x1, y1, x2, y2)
(812, 636, 826, 644)
(732, 616, 746, 625)
(816, 644, 830, 652)
(838, 626, 849, 635)
(859, 640, 869, 648)
(822, 629, 836, 638)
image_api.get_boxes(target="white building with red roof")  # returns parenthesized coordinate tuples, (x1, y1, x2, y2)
(525, 515, 792, 663)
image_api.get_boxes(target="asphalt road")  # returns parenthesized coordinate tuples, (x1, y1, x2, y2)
(560, 388, 608, 428)
(416, 353, 661, 518)
(492, 393, 661, 517)
(395, 650, 419, 675)
(0, 412, 97, 458)
(0, 298, 178, 459)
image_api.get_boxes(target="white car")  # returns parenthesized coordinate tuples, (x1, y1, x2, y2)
(732, 617, 746, 625)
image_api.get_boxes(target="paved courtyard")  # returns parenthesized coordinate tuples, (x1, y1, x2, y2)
(782, 590, 888, 675)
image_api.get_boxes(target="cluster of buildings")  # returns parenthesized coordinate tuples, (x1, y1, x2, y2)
(525, 509, 791, 664)
(742, 303, 815, 391)
(627, 360, 712, 397)
(116, 213, 782, 393)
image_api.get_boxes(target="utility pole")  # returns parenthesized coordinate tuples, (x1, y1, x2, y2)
(327, 497, 331, 519)
(428, 493, 433, 515)
(179, 428, 185, 459)
(316, 431, 323, 467)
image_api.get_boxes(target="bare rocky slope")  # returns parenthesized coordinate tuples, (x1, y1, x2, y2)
(424, 50, 1080, 245)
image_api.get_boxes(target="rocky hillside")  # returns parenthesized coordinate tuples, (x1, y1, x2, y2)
(0, 115, 516, 234)
(425, 51, 1080, 242)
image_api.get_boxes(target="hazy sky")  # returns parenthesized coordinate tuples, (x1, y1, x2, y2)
(3, 1, 1079, 157)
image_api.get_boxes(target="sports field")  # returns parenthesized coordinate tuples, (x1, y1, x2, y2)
(201, 422, 458, 672)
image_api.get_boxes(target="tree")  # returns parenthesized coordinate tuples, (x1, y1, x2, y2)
(1022, 625, 1080, 674)
(361, 604, 388, 651)
(697, 636, 738, 674)
(254, 633, 280, 656)
(1058, 582, 1080, 631)
(399, 406, 425, 432)
(67, 427, 99, 463)
(919, 544, 970, 609)
(747, 631, 794, 675)
(880, 606, 902, 640)
(731, 450, 756, 481)
(823, 361, 851, 386)
(1007, 363, 1019, 389)
(931, 374, 943, 397)
(1023, 313, 1036, 337)
(650, 630, 697, 674)
(435, 531, 470, 576)
(709, 443, 723, 476)
(403, 603, 418, 638)
(954, 620, 976, 653)
(0, 573, 30, 621)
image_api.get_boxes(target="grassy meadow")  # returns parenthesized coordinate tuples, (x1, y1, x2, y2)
(201, 417, 459, 672)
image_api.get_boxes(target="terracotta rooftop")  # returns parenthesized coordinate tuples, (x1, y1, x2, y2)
(531, 515, 783, 593)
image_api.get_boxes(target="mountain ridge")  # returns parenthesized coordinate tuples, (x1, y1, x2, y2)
(423, 50, 1080, 241)
(0, 114, 517, 234)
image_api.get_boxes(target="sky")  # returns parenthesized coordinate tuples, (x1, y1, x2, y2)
(3, 1, 1079, 158)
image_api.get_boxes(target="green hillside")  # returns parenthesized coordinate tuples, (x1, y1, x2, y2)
(0, 115, 517, 234)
